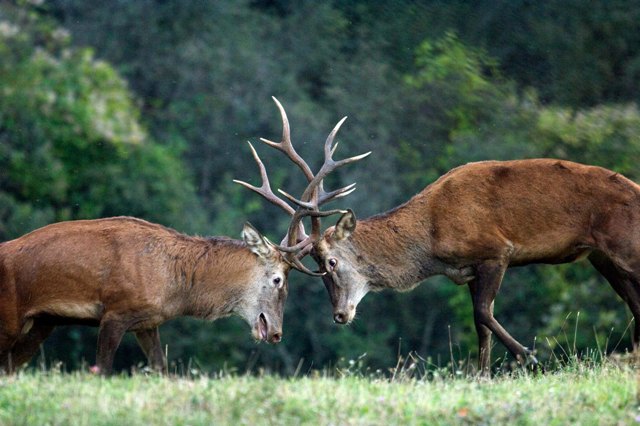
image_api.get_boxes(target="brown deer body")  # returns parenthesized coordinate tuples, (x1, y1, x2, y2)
(0, 216, 289, 374)
(312, 159, 640, 371)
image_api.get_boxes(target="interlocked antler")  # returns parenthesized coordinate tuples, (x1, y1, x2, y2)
(234, 97, 370, 275)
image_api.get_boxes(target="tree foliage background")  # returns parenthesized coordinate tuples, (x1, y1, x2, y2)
(1, 0, 639, 373)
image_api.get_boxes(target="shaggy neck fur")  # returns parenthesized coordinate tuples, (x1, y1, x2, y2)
(350, 194, 442, 291)
(174, 237, 256, 320)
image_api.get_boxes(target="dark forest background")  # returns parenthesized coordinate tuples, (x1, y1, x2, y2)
(1, 0, 640, 374)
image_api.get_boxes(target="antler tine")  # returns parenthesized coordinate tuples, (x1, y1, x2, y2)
(297, 116, 370, 240)
(317, 182, 356, 206)
(323, 116, 348, 160)
(233, 142, 296, 216)
(286, 256, 325, 277)
(259, 97, 315, 182)
(294, 241, 316, 261)
(272, 234, 316, 253)
(278, 188, 315, 209)
(322, 116, 372, 169)
(298, 114, 371, 204)
(334, 150, 373, 168)
(278, 186, 354, 218)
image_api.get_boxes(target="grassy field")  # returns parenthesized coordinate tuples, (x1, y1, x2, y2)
(0, 361, 637, 425)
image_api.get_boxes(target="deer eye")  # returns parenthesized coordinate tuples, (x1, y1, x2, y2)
(328, 258, 337, 271)
(273, 276, 282, 288)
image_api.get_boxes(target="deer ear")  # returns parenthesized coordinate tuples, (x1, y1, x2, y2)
(333, 209, 356, 241)
(242, 222, 272, 258)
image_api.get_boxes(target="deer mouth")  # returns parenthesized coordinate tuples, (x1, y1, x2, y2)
(257, 313, 268, 341)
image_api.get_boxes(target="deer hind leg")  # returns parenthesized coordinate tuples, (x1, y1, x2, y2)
(470, 260, 537, 373)
(134, 327, 166, 373)
(629, 281, 640, 350)
(589, 252, 640, 351)
(468, 281, 494, 374)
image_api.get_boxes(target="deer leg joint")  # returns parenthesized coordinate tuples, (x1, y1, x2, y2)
(446, 266, 475, 285)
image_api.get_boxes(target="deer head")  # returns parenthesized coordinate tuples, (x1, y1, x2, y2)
(238, 222, 289, 343)
(311, 209, 366, 324)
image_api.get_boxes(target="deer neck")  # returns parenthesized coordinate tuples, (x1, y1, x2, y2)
(352, 203, 439, 290)
(178, 238, 254, 320)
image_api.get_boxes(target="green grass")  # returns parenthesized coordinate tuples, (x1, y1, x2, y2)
(0, 362, 637, 425)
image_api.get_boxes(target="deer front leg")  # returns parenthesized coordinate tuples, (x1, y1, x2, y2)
(0, 309, 22, 374)
(468, 279, 494, 374)
(470, 260, 538, 372)
(96, 315, 129, 375)
(6, 320, 55, 370)
(135, 327, 166, 373)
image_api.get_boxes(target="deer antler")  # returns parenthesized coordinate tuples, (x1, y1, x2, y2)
(233, 141, 295, 216)
(232, 142, 317, 275)
(234, 96, 370, 275)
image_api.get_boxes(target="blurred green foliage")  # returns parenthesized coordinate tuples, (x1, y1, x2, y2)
(0, 0, 639, 373)
(0, 1, 206, 239)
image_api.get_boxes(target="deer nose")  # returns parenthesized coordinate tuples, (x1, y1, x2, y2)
(269, 332, 282, 343)
(334, 312, 348, 324)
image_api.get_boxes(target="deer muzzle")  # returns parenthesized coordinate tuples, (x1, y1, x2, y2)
(253, 312, 283, 344)
(333, 303, 356, 324)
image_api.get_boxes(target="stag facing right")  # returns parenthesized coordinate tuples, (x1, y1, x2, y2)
(0, 217, 292, 375)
